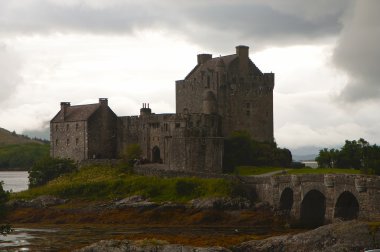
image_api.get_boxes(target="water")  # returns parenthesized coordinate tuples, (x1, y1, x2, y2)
(0, 171, 29, 192)
(0, 225, 272, 251)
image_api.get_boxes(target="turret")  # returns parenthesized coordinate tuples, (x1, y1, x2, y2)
(202, 91, 217, 114)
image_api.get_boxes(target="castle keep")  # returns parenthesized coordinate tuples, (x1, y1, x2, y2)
(50, 45, 274, 173)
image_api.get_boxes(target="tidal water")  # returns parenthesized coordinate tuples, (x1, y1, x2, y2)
(0, 171, 29, 192)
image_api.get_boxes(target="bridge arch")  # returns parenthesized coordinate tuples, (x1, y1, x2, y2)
(300, 189, 326, 228)
(334, 191, 359, 220)
(279, 187, 293, 215)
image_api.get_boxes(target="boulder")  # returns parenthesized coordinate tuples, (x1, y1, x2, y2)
(189, 197, 251, 210)
(233, 220, 380, 252)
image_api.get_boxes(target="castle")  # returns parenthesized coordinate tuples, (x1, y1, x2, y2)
(50, 45, 274, 173)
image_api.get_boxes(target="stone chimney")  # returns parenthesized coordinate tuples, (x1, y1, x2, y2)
(60, 102, 70, 120)
(99, 98, 108, 106)
(236, 45, 249, 73)
(140, 103, 152, 116)
(197, 54, 212, 65)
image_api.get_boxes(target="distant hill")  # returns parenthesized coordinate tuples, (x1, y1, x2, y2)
(0, 127, 47, 146)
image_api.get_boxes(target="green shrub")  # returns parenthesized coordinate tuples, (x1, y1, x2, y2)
(28, 157, 77, 188)
(175, 180, 198, 197)
(0, 181, 10, 218)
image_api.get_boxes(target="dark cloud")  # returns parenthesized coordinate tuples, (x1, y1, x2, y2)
(0, 0, 350, 50)
(0, 44, 22, 103)
(333, 1, 380, 103)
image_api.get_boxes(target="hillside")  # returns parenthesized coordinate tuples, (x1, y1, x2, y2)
(0, 127, 46, 146)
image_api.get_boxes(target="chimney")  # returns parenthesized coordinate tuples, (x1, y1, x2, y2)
(140, 102, 152, 116)
(197, 54, 212, 64)
(236, 45, 249, 59)
(99, 98, 108, 106)
(236, 45, 249, 73)
(60, 102, 70, 120)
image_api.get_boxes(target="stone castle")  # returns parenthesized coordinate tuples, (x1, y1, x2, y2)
(50, 45, 274, 173)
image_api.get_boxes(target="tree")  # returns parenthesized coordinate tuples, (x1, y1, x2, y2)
(28, 157, 76, 188)
(223, 131, 293, 173)
(122, 144, 142, 166)
(0, 181, 10, 219)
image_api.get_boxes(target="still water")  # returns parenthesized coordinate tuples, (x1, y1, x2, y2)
(0, 171, 29, 192)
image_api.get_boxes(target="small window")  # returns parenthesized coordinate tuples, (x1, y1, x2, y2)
(175, 123, 180, 128)
(266, 111, 269, 117)
(246, 103, 250, 109)
(55, 125, 58, 132)
(55, 139, 58, 146)
(246, 110, 250, 116)
(206, 76, 210, 88)
(66, 139, 69, 146)
(76, 138, 79, 145)
(76, 123, 79, 130)
(66, 124, 69, 131)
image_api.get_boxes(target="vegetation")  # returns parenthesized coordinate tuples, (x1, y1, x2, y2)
(286, 168, 361, 175)
(0, 127, 48, 146)
(28, 157, 77, 188)
(122, 144, 142, 166)
(0, 182, 10, 218)
(223, 131, 292, 173)
(14, 165, 233, 202)
(234, 166, 286, 176)
(316, 138, 380, 174)
(0, 143, 49, 170)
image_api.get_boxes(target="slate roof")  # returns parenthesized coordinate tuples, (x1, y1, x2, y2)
(185, 54, 262, 80)
(51, 103, 100, 123)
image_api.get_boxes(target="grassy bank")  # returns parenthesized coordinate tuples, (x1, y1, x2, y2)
(234, 166, 285, 176)
(13, 165, 233, 203)
(287, 168, 361, 175)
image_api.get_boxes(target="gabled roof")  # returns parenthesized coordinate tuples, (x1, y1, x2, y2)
(185, 54, 262, 80)
(51, 103, 100, 123)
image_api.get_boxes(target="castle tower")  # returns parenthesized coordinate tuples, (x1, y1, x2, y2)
(176, 45, 274, 142)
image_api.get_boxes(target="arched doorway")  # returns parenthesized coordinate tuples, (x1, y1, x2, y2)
(334, 191, 359, 220)
(300, 190, 326, 228)
(279, 188, 293, 215)
(152, 146, 161, 163)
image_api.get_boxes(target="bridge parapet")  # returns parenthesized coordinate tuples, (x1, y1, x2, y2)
(239, 173, 380, 224)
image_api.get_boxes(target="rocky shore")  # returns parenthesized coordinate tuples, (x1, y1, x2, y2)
(76, 221, 380, 252)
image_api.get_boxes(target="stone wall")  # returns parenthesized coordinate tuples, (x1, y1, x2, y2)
(87, 105, 118, 159)
(50, 120, 87, 161)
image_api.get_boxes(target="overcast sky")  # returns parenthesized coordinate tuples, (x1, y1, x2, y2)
(0, 0, 379, 155)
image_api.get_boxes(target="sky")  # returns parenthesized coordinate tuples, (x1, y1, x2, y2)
(0, 0, 379, 156)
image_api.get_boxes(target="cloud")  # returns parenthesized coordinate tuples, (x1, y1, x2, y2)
(0, 44, 23, 103)
(333, 1, 380, 102)
(0, 0, 351, 50)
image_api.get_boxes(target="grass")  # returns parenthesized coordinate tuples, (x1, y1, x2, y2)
(12, 165, 233, 203)
(286, 168, 361, 175)
(234, 166, 286, 176)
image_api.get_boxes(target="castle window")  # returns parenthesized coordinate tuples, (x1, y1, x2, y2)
(66, 124, 69, 131)
(76, 138, 79, 145)
(175, 123, 180, 128)
(66, 139, 69, 146)
(246, 110, 250, 116)
(55, 139, 58, 146)
(206, 76, 210, 88)
(76, 123, 79, 131)
(55, 125, 58, 132)
(246, 103, 250, 109)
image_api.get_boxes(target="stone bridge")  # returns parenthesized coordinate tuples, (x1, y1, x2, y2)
(240, 174, 380, 227)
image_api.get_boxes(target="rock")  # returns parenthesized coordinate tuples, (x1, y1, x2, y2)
(112, 195, 158, 209)
(189, 197, 251, 210)
(233, 220, 380, 252)
(252, 201, 270, 210)
(6, 195, 67, 208)
(75, 239, 231, 252)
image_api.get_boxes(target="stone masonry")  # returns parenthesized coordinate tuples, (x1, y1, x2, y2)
(50, 45, 274, 173)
